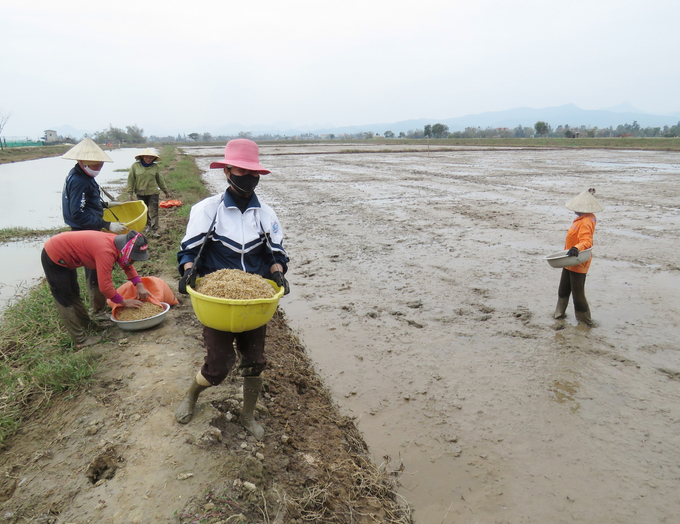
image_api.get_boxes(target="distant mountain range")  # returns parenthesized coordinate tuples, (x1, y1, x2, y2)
(50, 103, 680, 139)
(308, 104, 680, 136)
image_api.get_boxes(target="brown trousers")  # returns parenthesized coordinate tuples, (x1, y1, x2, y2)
(200, 325, 267, 385)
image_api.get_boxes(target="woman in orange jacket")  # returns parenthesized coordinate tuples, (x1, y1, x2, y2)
(554, 188, 604, 326)
(42, 230, 150, 348)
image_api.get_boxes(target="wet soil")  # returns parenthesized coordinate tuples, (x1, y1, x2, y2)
(0, 302, 409, 523)
(191, 143, 679, 524)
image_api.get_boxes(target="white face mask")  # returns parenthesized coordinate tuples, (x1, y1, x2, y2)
(79, 161, 102, 177)
(82, 165, 101, 177)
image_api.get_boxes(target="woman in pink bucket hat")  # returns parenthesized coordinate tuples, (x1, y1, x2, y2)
(209, 138, 272, 175)
(175, 139, 289, 440)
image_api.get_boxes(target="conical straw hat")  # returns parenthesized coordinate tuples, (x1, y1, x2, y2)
(61, 137, 113, 162)
(135, 148, 160, 160)
(565, 188, 604, 213)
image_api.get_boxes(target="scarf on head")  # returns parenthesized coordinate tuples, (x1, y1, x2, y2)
(119, 233, 141, 266)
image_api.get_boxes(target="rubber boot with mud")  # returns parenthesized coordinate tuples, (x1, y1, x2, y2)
(56, 304, 102, 348)
(553, 297, 569, 319)
(240, 376, 264, 440)
(175, 375, 210, 424)
(89, 287, 109, 321)
(575, 307, 594, 327)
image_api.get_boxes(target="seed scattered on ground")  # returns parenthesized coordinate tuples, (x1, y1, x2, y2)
(116, 302, 164, 321)
(195, 269, 276, 300)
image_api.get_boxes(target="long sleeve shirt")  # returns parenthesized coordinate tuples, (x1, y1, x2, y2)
(62, 164, 110, 231)
(44, 230, 142, 304)
(564, 213, 596, 274)
(177, 190, 288, 278)
(126, 161, 169, 196)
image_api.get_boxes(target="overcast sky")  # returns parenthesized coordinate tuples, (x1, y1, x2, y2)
(2, 0, 678, 137)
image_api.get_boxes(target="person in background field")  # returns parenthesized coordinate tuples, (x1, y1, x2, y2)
(127, 148, 170, 238)
(62, 137, 127, 320)
(553, 188, 604, 327)
(41, 230, 149, 348)
(175, 139, 290, 440)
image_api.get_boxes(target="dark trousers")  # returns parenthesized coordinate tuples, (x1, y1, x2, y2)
(69, 226, 106, 312)
(41, 249, 81, 307)
(556, 268, 592, 325)
(137, 194, 159, 231)
(200, 325, 267, 385)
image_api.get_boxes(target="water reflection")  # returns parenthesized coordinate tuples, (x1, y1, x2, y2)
(0, 148, 142, 229)
(0, 239, 47, 311)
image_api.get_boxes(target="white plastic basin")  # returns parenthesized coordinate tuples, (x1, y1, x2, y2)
(543, 248, 593, 268)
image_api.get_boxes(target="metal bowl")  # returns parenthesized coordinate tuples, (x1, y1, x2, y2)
(111, 302, 170, 331)
(544, 248, 593, 268)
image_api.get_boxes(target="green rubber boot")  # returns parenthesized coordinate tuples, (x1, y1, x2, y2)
(240, 376, 264, 440)
(175, 377, 210, 424)
(88, 286, 108, 320)
(553, 297, 569, 319)
(56, 304, 102, 348)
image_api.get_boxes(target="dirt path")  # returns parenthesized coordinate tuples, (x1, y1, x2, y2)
(0, 289, 410, 523)
(192, 143, 680, 524)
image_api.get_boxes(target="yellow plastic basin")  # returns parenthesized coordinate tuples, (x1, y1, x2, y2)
(103, 201, 148, 234)
(187, 278, 284, 332)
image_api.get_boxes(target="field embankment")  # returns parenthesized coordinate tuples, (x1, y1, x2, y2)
(0, 144, 71, 164)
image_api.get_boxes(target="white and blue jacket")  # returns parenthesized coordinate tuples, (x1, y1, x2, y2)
(177, 191, 288, 278)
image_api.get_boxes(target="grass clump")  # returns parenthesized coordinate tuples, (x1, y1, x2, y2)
(0, 274, 97, 445)
(0, 227, 67, 243)
(166, 151, 211, 207)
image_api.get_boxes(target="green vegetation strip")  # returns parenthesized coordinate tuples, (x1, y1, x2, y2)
(0, 144, 71, 164)
(0, 146, 208, 446)
(0, 227, 68, 243)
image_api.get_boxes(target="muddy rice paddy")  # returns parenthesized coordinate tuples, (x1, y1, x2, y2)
(192, 143, 680, 523)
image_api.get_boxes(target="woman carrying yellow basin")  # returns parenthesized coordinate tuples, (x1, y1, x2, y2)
(175, 139, 290, 440)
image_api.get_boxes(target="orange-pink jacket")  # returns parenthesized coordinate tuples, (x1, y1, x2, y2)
(564, 213, 596, 274)
(44, 230, 141, 303)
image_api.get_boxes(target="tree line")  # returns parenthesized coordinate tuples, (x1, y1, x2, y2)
(179, 120, 680, 141)
(92, 124, 146, 144)
(51, 119, 680, 145)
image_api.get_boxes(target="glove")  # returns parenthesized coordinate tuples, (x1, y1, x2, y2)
(178, 267, 197, 294)
(567, 247, 579, 257)
(271, 271, 290, 295)
(109, 222, 126, 233)
(104, 201, 121, 208)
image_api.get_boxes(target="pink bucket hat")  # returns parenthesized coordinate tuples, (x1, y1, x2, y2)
(209, 139, 271, 174)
